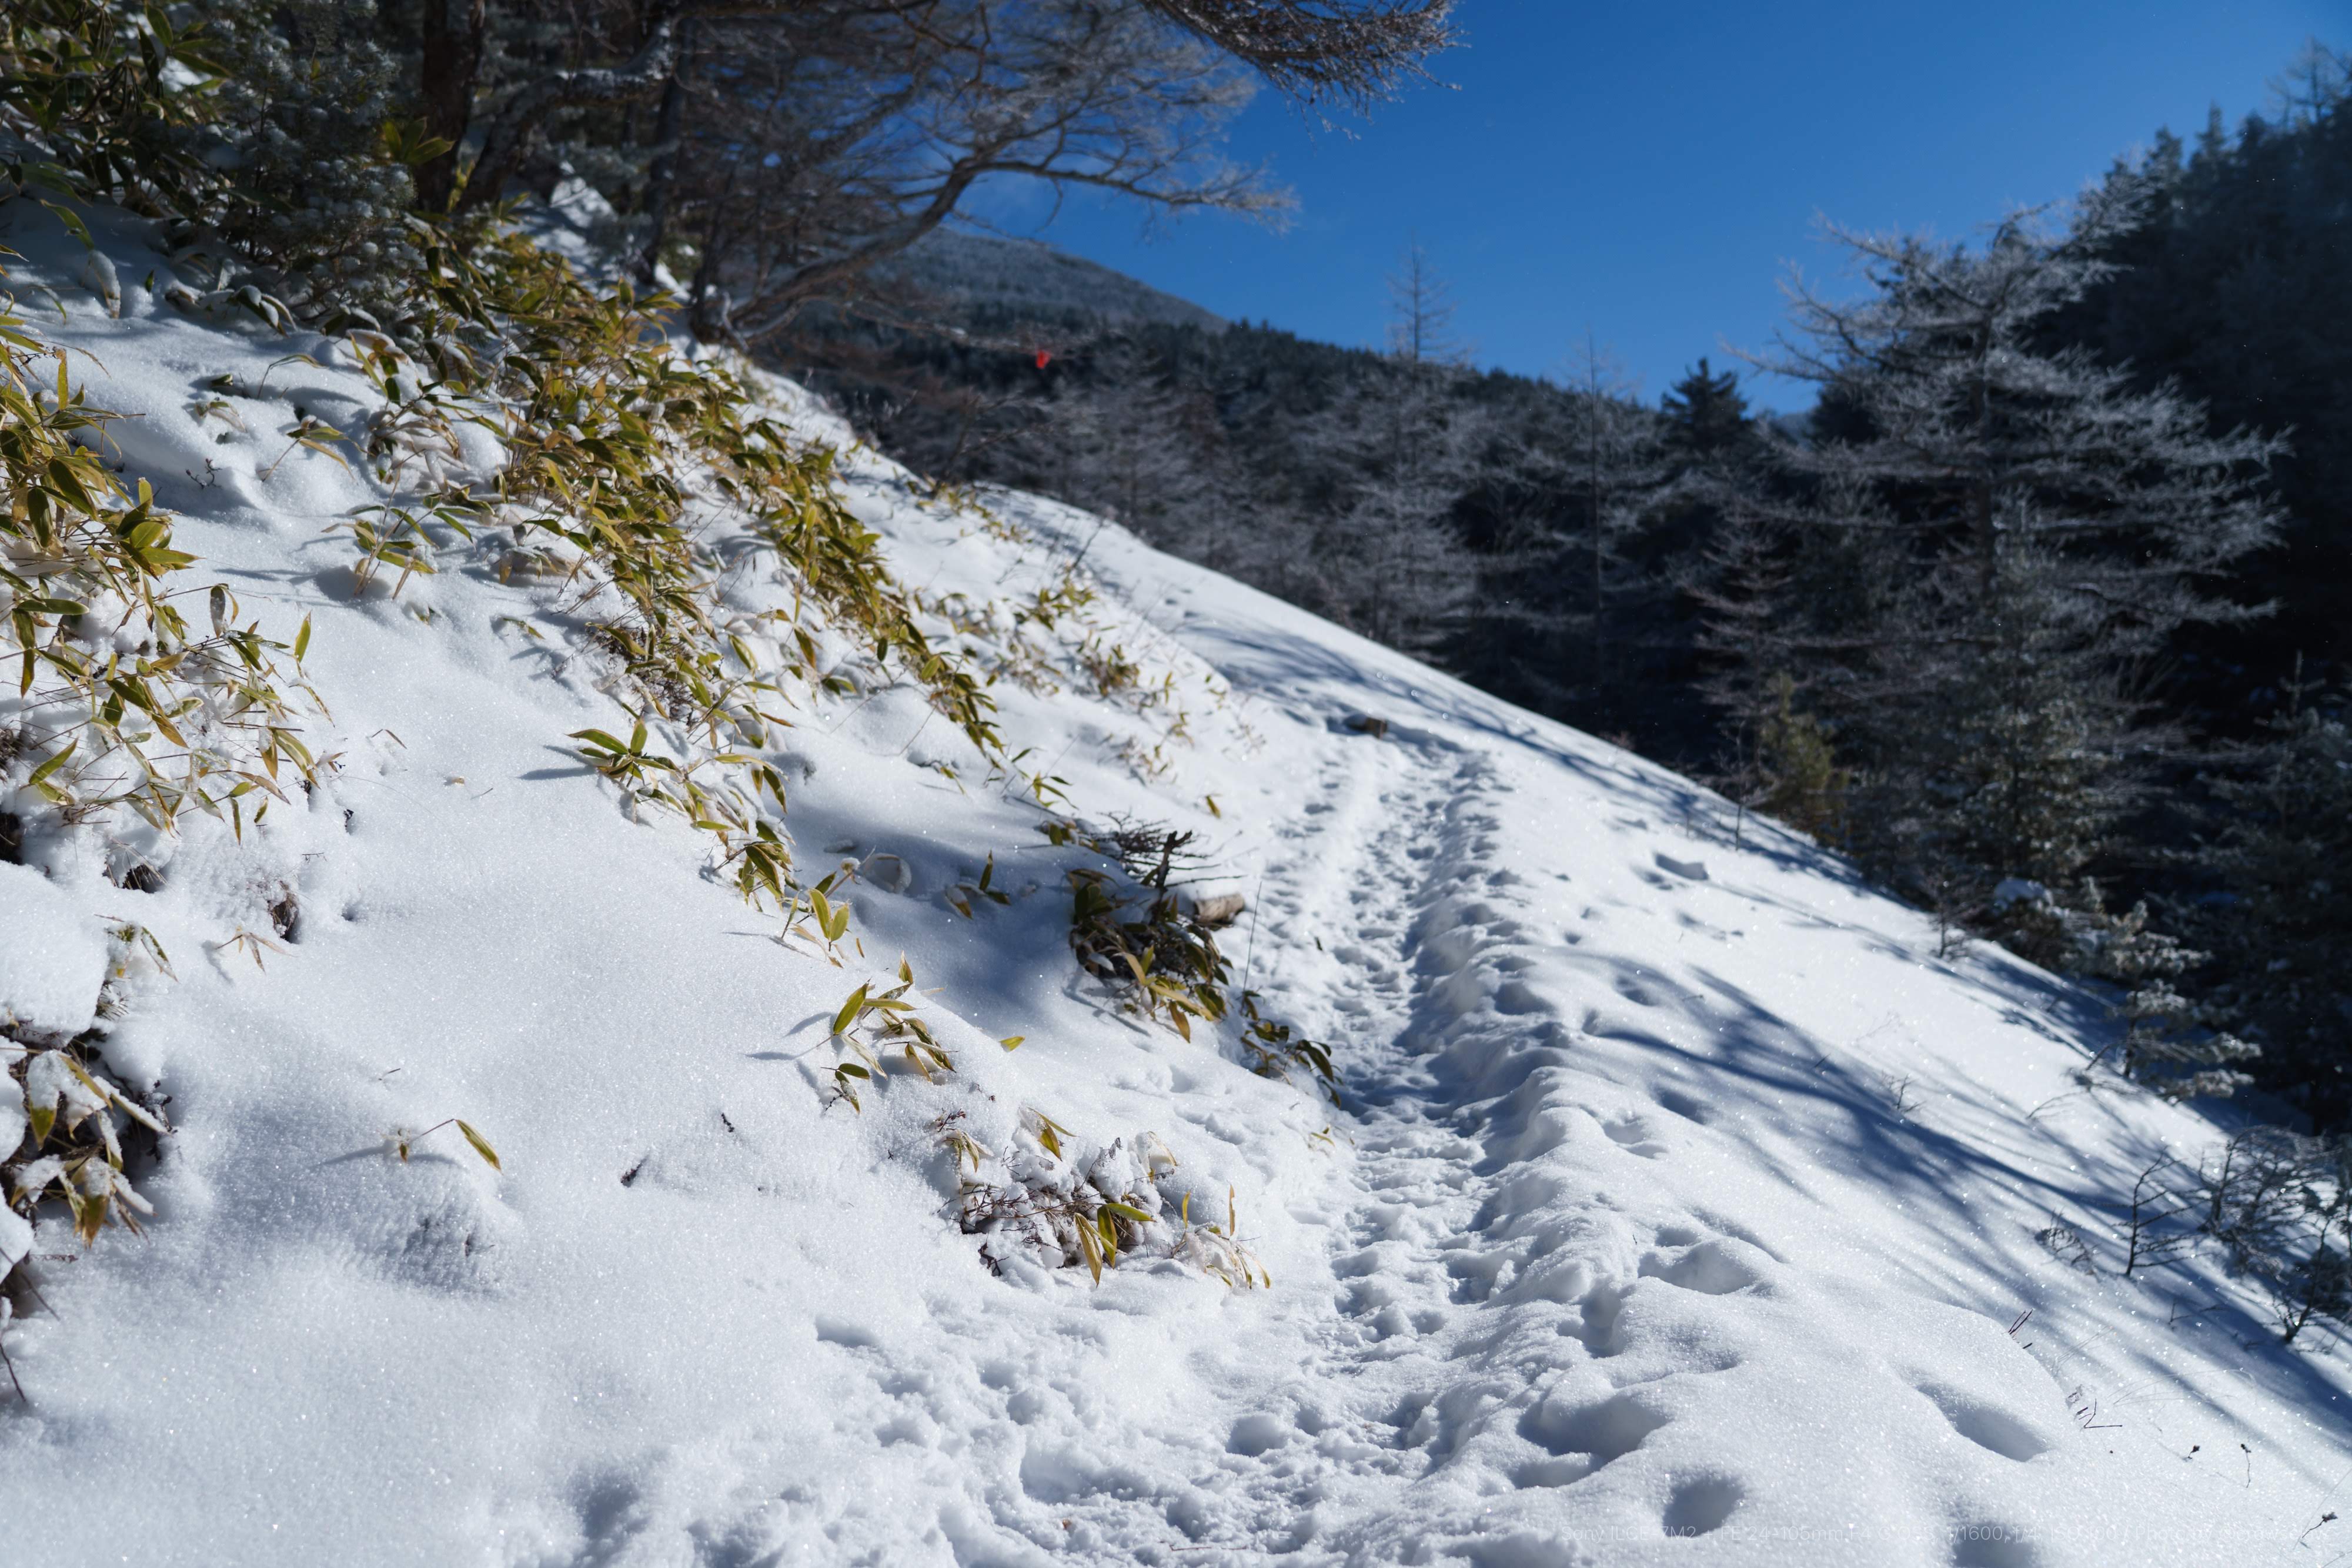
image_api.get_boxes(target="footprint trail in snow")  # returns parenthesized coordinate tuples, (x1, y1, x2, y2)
(1008, 538, 2333, 1566)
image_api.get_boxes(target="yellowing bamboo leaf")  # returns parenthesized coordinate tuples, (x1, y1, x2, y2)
(455, 1120, 500, 1171)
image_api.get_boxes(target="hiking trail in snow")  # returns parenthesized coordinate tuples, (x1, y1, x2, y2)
(1, 203, 2346, 1566)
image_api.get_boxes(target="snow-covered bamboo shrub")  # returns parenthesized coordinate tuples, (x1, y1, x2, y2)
(332, 227, 999, 907)
(1055, 817, 1335, 1095)
(0, 266, 322, 840)
(1, 260, 319, 1323)
(945, 1111, 1267, 1289)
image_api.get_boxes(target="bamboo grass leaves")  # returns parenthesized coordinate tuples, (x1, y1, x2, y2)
(1, 255, 322, 838)
(328, 231, 998, 915)
(826, 958, 953, 1111)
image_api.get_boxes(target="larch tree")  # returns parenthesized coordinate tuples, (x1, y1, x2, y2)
(1056, 338, 1217, 542)
(1548, 336, 1670, 697)
(1386, 238, 1468, 367)
(1308, 241, 1481, 652)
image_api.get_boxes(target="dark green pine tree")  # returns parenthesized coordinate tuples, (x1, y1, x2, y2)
(1660, 357, 1749, 458)
(2053, 49, 2352, 720)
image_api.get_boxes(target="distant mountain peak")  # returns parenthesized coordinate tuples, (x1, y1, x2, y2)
(880, 229, 1226, 334)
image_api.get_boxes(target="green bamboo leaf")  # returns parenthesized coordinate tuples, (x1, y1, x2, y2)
(46, 454, 96, 513)
(26, 739, 76, 788)
(831, 984, 868, 1037)
(40, 200, 93, 249)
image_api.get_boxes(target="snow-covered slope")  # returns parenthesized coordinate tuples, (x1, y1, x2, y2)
(2, 210, 2347, 1568)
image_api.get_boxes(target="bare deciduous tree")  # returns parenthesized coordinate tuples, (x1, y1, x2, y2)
(1385, 237, 1467, 366)
(409, 0, 1455, 341)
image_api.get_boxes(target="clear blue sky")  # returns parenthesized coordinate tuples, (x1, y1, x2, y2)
(971, 1, 2342, 409)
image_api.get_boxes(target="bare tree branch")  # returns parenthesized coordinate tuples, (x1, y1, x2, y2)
(1138, 0, 1456, 110)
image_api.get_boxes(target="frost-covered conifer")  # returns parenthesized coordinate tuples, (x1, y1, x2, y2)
(1054, 340, 1215, 543)
(2190, 686, 2352, 1116)
(1995, 878, 2258, 1098)
(1311, 356, 1480, 654)
(1739, 193, 2284, 902)
(1504, 339, 1672, 703)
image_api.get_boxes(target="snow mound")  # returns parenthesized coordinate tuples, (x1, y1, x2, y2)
(0, 864, 109, 1044)
(0, 208, 2344, 1567)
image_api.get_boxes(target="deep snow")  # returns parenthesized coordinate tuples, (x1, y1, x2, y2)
(1, 203, 2348, 1567)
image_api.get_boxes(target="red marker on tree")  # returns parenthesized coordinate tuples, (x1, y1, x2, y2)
(1034, 349, 1053, 369)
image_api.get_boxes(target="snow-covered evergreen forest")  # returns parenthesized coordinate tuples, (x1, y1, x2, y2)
(2, 4, 2350, 1562)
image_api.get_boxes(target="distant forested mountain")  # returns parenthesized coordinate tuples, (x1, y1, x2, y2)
(871, 229, 1228, 335)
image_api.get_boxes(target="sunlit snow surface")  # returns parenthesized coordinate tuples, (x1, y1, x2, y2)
(1, 209, 2347, 1567)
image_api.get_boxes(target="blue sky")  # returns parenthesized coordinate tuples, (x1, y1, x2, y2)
(971, 1, 2342, 409)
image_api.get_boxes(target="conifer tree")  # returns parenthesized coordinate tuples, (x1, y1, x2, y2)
(1055, 339, 1217, 543)
(2189, 679, 2352, 1118)
(1659, 357, 1749, 458)
(1738, 196, 2284, 900)
(1315, 356, 1479, 653)
(2055, 49, 2352, 720)
(1499, 338, 1671, 707)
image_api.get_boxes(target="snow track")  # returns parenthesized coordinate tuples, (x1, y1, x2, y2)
(1000, 553, 2338, 1563)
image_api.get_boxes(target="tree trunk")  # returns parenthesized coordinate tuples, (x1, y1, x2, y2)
(635, 19, 695, 285)
(1972, 345, 1997, 596)
(1589, 403, 1603, 688)
(417, 0, 487, 212)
